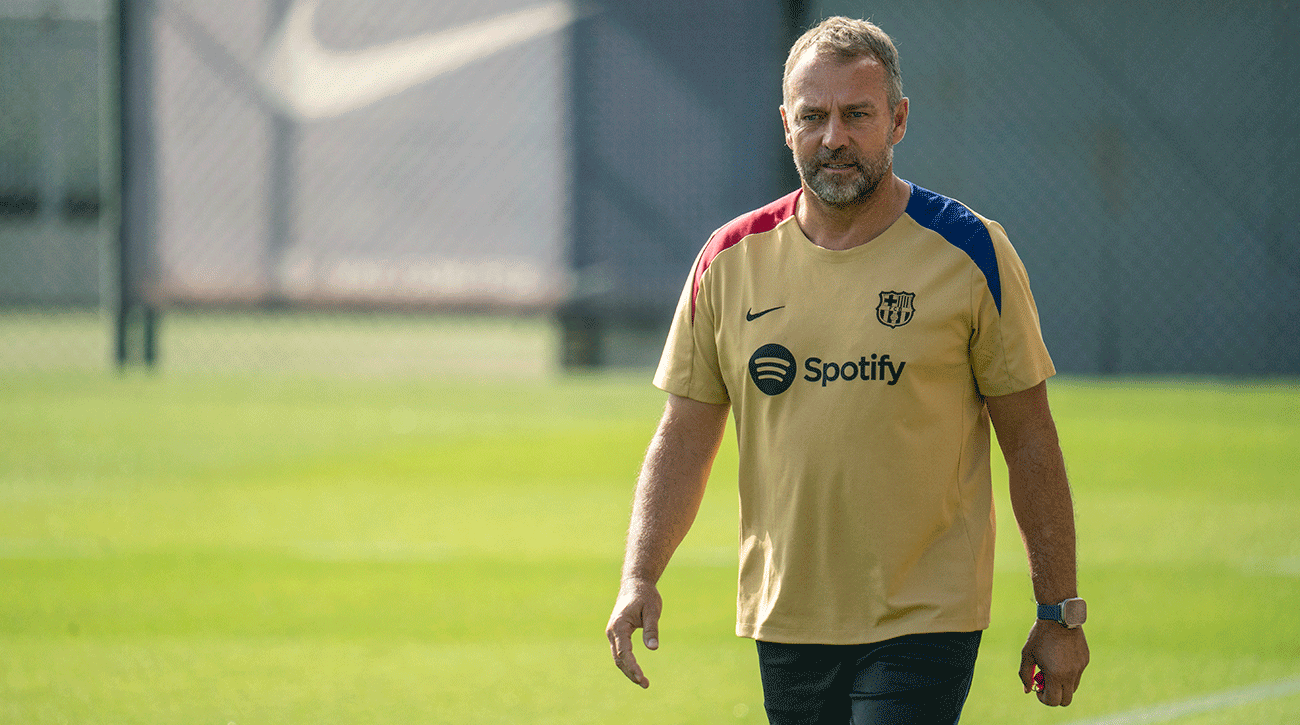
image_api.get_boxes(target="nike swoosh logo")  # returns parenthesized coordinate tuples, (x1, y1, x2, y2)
(258, 1, 584, 120)
(746, 306, 785, 322)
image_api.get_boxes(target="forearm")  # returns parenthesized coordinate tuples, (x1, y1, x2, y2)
(620, 395, 729, 585)
(987, 382, 1078, 605)
(1006, 430, 1078, 605)
(987, 382, 1089, 705)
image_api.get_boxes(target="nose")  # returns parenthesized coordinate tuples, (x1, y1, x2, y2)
(822, 115, 848, 150)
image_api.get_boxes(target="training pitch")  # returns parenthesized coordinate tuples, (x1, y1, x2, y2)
(1, 313, 1297, 723)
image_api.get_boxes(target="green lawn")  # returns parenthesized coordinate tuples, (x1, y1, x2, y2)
(1, 321, 1298, 723)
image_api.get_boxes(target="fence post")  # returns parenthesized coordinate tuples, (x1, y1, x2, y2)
(111, 0, 160, 369)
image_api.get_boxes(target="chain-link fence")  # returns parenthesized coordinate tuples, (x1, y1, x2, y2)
(2, 0, 1297, 376)
(150, 0, 572, 309)
(0, 9, 102, 308)
(4, 0, 578, 376)
(815, 0, 1299, 375)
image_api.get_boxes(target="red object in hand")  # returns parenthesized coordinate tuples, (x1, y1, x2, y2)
(1033, 671, 1045, 692)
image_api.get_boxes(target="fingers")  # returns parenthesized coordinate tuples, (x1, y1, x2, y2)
(642, 596, 661, 651)
(1029, 665, 1082, 707)
(1022, 621, 1089, 707)
(1053, 666, 1081, 707)
(1037, 675, 1064, 707)
(1022, 658, 1062, 707)
(1035, 672, 1077, 706)
(1019, 650, 1036, 694)
(1058, 678, 1075, 707)
(1025, 664, 1077, 706)
(606, 582, 663, 689)
(607, 619, 649, 688)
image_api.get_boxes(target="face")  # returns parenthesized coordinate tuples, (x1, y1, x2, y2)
(781, 52, 908, 208)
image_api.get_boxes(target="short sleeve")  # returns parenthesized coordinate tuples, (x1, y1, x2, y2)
(652, 249, 730, 404)
(969, 220, 1056, 397)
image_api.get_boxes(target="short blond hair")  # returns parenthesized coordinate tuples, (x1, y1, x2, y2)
(783, 16, 903, 110)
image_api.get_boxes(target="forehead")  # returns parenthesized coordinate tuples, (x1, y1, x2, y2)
(785, 51, 888, 109)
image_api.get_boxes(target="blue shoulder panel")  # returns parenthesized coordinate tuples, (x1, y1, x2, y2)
(904, 183, 1002, 313)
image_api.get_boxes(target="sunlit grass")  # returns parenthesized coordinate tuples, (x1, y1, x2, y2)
(1, 358, 1296, 723)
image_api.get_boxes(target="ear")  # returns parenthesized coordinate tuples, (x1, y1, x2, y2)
(780, 105, 794, 150)
(890, 98, 909, 145)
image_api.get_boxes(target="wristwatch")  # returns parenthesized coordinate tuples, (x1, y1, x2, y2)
(1037, 597, 1087, 628)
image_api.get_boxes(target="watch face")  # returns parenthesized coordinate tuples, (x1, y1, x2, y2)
(1062, 598, 1087, 626)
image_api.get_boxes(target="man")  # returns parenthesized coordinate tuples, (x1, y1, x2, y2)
(605, 16, 1088, 724)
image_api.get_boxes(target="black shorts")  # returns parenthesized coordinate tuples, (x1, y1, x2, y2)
(756, 631, 982, 725)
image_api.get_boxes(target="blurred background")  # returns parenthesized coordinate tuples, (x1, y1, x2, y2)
(2, 3, 1298, 723)
(3, 0, 1296, 377)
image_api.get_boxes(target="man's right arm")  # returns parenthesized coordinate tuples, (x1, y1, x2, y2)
(605, 393, 730, 689)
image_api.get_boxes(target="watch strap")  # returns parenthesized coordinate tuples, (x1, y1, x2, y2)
(1037, 603, 1063, 623)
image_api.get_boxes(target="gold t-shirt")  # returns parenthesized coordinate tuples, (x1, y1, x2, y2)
(654, 182, 1055, 644)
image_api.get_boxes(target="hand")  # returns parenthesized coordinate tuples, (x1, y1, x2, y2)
(1020, 620, 1089, 706)
(605, 578, 663, 689)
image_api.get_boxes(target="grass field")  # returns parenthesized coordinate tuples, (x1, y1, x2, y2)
(2, 313, 1298, 723)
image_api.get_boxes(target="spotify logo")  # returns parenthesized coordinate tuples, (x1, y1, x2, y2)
(749, 343, 797, 396)
(749, 342, 910, 395)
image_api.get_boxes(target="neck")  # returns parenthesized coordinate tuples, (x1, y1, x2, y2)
(796, 175, 910, 251)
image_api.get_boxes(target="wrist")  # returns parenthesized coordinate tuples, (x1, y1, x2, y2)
(1036, 596, 1087, 628)
(619, 574, 659, 592)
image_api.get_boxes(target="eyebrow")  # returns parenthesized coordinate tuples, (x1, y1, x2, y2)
(839, 101, 877, 113)
(795, 99, 878, 115)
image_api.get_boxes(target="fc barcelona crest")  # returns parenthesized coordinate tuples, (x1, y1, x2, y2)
(876, 291, 916, 328)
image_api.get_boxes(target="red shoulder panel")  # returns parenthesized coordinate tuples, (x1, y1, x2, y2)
(691, 190, 801, 322)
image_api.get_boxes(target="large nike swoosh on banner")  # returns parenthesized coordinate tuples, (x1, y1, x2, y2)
(258, 0, 581, 120)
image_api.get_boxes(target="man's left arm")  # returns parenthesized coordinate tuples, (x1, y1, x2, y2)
(986, 380, 1090, 707)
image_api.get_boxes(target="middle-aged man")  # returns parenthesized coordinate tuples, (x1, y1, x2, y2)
(605, 15, 1089, 724)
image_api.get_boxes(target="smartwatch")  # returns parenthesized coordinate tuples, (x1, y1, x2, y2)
(1037, 597, 1087, 628)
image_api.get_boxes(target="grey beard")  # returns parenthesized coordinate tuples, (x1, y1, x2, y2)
(799, 147, 892, 207)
